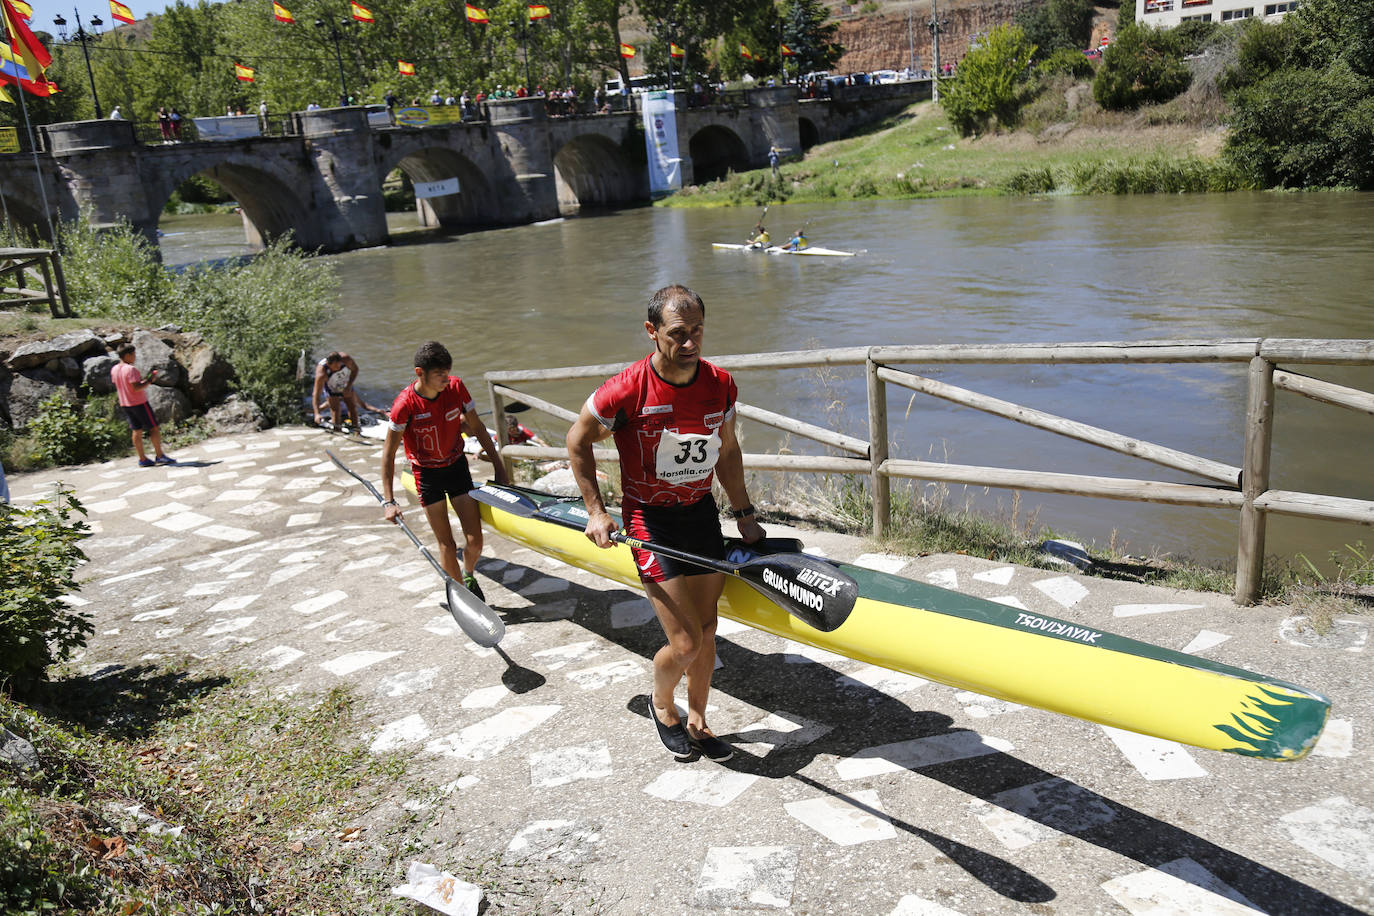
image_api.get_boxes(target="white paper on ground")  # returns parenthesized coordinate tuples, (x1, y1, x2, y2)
(390, 862, 482, 915)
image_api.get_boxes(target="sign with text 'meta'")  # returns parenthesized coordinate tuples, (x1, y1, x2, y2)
(0, 127, 19, 153)
(395, 106, 464, 128)
(414, 177, 460, 199)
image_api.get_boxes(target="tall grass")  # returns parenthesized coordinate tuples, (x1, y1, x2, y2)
(1003, 155, 1252, 195)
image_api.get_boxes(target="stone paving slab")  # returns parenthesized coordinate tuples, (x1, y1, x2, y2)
(10, 426, 1372, 914)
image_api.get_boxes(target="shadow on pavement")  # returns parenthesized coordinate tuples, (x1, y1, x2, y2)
(29, 664, 231, 741)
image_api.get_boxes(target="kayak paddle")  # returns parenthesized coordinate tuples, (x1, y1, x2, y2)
(327, 451, 505, 648)
(470, 483, 857, 633)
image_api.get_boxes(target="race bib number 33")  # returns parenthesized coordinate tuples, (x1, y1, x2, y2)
(654, 430, 720, 483)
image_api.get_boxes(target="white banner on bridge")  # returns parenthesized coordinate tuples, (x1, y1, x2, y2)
(413, 177, 460, 199)
(192, 115, 261, 140)
(642, 91, 681, 197)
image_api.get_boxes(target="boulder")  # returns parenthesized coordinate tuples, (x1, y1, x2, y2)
(83, 354, 120, 395)
(132, 329, 183, 388)
(146, 386, 193, 425)
(6, 373, 77, 428)
(205, 394, 267, 434)
(6, 329, 106, 370)
(185, 346, 236, 407)
(55, 356, 82, 382)
(0, 727, 41, 771)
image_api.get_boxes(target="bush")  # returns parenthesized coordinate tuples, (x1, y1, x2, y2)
(1017, 0, 1096, 56)
(1093, 23, 1192, 109)
(1224, 63, 1374, 189)
(1036, 47, 1094, 78)
(1003, 167, 1057, 194)
(0, 488, 92, 693)
(941, 24, 1038, 135)
(26, 394, 125, 467)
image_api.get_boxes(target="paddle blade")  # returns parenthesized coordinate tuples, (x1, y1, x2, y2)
(445, 578, 505, 648)
(737, 553, 857, 632)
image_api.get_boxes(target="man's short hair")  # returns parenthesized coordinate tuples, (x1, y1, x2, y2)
(117, 343, 136, 357)
(647, 285, 705, 329)
(325, 351, 343, 364)
(414, 341, 453, 371)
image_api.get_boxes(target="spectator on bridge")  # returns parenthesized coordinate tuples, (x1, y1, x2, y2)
(516, 85, 528, 98)
(109, 105, 124, 120)
(307, 101, 321, 111)
(170, 108, 182, 138)
(157, 107, 171, 141)
(259, 99, 269, 132)
(385, 89, 397, 110)
(445, 92, 456, 105)
(430, 89, 442, 105)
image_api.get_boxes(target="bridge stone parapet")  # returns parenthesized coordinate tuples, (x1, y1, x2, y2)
(1, 84, 931, 254)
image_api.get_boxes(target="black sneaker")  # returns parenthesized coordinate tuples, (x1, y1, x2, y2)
(686, 727, 734, 763)
(651, 707, 693, 760)
(462, 573, 485, 602)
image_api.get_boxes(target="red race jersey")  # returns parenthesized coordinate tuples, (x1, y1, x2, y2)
(388, 377, 475, 468)
(589, 355, 737, 508)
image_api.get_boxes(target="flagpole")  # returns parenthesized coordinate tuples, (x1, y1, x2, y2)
(3, 5, 58, 242)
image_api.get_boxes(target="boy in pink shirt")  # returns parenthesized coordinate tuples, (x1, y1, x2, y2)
(111, 343, 175, 468)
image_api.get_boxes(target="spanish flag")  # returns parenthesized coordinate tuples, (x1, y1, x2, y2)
(108, 0, 135, 24)
(619, 42, 635, 58)
(273, 2, 294, 23)
(527, 4, 549, 20)
(781, 43, 797, 56)
(0, 0, 51, 76)
(398, 59, 415, 75)
(350, 1, 372, 22)
(739, 43, 754, 60)
(234, 62, 255, 82)
(10, 0, 31, 19)
(465, 4, 488, 23)
(669, 42, 684, 58)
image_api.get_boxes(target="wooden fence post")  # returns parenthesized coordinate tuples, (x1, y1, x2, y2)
(866, 354, 890, 538)
(1235, 356, 1275, 605)
(487, 380, 512, 480)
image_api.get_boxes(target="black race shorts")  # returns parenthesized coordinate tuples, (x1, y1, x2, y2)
(624, 494, 725, 583)
(122, 402, 158, 432)
(413, 457, 475, 508)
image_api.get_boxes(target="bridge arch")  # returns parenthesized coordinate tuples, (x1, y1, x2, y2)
(687, 125, 750, 184)
(149, 154, 313, 252)
(381, 144, 500, 231)
(799, 117, 820, 151)
(552, 133, 643, 215)
(0, 184, 51, 241)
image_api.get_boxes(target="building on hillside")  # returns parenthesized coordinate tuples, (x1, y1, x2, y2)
(1136, 0, 1298, 27)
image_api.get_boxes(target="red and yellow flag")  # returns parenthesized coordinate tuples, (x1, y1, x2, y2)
(527, 4, 549, 20)
(273, 2, 294, 23)
(398, 59, 415, 75)
(234, 62, 254, 82)
(108, 0, 135, 24)
(10, 0, 31, 19)
(781, 43, 797, 56)
(669, 42, 684, 58)
(0, 0, 52, 76)
(350, 1, 372, 22)
(739, 43, 754, 60)
(619, 42, 635, 58)
(465, 4, 488, 23)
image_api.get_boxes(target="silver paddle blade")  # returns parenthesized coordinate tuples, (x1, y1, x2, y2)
(446, 578, 505, 648)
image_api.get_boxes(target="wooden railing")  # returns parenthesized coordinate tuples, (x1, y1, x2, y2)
(485, 339, 1374, 605)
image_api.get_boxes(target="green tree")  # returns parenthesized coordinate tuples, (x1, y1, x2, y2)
(1092, 22, 1190, 109)
(1016, 0, 1095, 58)
(939, 23, 1036, 135)
(782, 0, 842, 77)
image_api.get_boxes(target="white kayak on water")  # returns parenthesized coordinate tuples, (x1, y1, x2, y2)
(712, 242, 857, 258)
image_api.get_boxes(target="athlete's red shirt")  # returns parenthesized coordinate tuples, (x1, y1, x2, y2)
(388, 377, 475, 468)
(589, 355, 737, 508)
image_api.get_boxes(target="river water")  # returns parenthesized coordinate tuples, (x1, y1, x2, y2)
(160, 192, 1374, 567)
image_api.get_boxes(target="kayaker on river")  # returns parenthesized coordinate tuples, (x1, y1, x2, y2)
(783, 228, 808, 251)
(567, 285, 765, 763)
(380, 341, 506, 601)
(747, 222, 770, 248)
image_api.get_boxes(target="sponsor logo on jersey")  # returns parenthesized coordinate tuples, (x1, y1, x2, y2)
(446, 407, 462, 421)
(414, 412, 432, 420)
(641, 404, 672, 415)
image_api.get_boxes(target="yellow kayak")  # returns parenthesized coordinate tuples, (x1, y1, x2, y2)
(414, 477, 1330, 761)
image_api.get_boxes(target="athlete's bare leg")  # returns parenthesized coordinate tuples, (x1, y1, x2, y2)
(422, 499, 463, 581)
(449, 492, 484, 576)
(645, 572, 725, 735)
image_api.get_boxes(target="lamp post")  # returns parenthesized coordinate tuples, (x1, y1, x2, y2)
(314, 18, 351, 106)
(510, 17, 531, 91)
(928, 0, 948, 101)
(52, 9, 104, 119)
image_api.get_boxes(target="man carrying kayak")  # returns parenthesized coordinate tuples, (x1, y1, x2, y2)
(783, 228, 808, 251)
(567, 285, 764, 763)
(380, 341, 507, 600)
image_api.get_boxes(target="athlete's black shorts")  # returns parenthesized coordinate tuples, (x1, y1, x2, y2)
(412, 457, 475, 507)
(122, 402, 158, 431)
(624, 494, 725, 583)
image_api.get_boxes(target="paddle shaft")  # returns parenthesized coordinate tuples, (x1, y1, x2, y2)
(327, 451, 448, 581)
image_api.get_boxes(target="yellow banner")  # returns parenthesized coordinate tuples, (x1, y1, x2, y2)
(0, 127, 18, 153)
(395, 105, 464, 128)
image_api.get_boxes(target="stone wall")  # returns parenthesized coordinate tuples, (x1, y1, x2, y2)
(833, 0, 1038, 73)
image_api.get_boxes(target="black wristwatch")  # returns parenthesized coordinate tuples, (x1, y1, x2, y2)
(730, 504, 755, 519)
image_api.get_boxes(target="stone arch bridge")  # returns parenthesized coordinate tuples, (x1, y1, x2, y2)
(0, 83, 927, 255)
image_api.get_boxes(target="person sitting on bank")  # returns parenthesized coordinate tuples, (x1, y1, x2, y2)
(747, 223, 770, 248)
(783, 228, 808, 251)
(505, 414, 546, 446)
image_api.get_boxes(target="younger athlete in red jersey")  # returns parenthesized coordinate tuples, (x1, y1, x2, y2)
(381, 341, 506, 600)
(568, 285, 764, 764)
